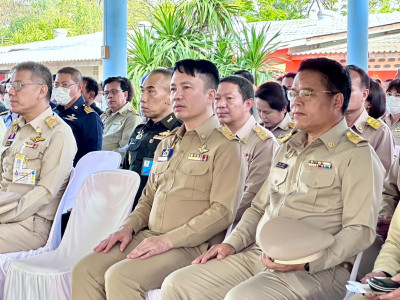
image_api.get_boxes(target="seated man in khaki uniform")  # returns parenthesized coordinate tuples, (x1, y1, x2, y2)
(71, 59, 246, 300)
(215, 75, 278, 225)
(0, 61, 76, 253)
(161, 57, 385, 300)
(100, 76, 141, 160)
(345, 65, 394, 173)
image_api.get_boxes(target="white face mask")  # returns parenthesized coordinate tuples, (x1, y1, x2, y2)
(54, 87, 72, 106)
(3, 93, 11, 109)
(388, 96, 400, 115)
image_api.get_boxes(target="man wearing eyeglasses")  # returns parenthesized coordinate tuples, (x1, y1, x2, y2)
(161, 58, 385, 300)
(344, 65, 394, 173)
(54, 67, 103, 166)
(0, 61, 76, 253)
(100, 76, 141, 161)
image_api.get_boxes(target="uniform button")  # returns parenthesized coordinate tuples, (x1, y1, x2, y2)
(357, 125, 363, 130)
(274, 179, 278, 184)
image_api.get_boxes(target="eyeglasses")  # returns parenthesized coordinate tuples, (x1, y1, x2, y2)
(287, 89, 337, 102)
(6, 81, 44, 92)
(54, 82, 76, 89)
(104, 89, 122, 97)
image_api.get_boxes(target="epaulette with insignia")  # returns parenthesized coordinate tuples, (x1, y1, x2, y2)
(45, 116, 59, 129)
(0, 110, 9, 116)
(221, 125, 236, 140)
(288, 122, 295, 129)
(346, 131, 364, 144)
(83, 105, 94, 114)
(130, 108, 138, 115)
(254, 125, 271, 141)
(366, 116, 383, 130)
(279, 128, 297, 143)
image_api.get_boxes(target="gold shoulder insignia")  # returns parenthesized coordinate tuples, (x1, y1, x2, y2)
(83, 105, 94, 114)
(0, 110, 9, 116)
(254, 124, 271, 141)
(45, 116, 59, 129)
(346, 131, 364, 144)
(366, 116, 383, 130)
(130, 108, 138, 115)
(221, 125, 236, 140)
(288, 122, 295, 129)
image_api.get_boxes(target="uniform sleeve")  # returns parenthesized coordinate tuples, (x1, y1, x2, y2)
(122, 140, 163, 233)
(309, 145, 385, 274)
(224, 178, 271, 252)
(121, 130, 137, 170)
(373, 203, 400, 276)
(0, 128, 77, 223)
(166, 140, 246, 248)
(234, 137, 277, 223)
(83, 113, 103, 153)
(380, 157, 400, 218)
(374, 125, 395, 174)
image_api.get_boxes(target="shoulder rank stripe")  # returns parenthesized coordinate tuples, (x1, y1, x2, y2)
(346, 131, 363, 144)
(83, 105, 94, 114)
(130, 108, 138, 115)
(254, 125, 271, 141)
(45, 116, 59, 129)
(288, 122, 295, 129)
(221, 125, 236, 140)
(0, 110, 9, 116)
(366, 116, 383, 130)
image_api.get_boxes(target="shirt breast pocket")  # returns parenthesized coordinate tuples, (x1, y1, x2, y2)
(300, 170, 335, 212)
(23, 145, 46, 178)
(179, 162, 210, 198)
(268, 169, 288, 205)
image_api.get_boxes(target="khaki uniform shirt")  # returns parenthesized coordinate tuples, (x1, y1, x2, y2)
(123, 115, 246, 248)
(100, 102, 141, 158)
(351, 109, 394, 173)
(224, 118, 385, 274)
(385, 114, 400, 146)
(270, 113, 296, 143)
(234, 115, 278, 223)
(0, 107, 76, 223)
(373, 198, 400, 276)
(380, 156, 400, 218)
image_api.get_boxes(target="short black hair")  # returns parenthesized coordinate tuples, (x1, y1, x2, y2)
(233, 70, 255, 85)
(276, 76, 283, 82)
(57, 66, 83, 83)
(13, 61, 52, 101)
(283, 72, 296, 79)
(220, 75, 254, 114)
(103, 76, 134, 102)
(255, 82, 287, 112)
(366, 79, 386, 119)
(346, 65, 370, 90)
(173, 59, 220, 91)
(387, 79, 400, 94)
(298, 58, 351, 114)
(83, 76, 99, 97)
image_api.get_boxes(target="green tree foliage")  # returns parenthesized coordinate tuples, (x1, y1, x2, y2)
(127, 1, 281, 107)
(0, 0, 102, 45)
(237, 0, 400, 22)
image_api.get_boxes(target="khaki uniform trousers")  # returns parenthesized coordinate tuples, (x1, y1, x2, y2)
(71, 229, 207, 300)
(162, 247, 350, 300)
(0, 216, 51, 253)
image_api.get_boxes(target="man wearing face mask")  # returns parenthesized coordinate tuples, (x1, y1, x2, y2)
(344, 65, 394, 174)
(54, 67, 103, 166)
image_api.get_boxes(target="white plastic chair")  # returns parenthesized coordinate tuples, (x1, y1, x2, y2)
(0, 151, 121, 299)
(4, 170, 138, 300)
(343, 252, 364, 300)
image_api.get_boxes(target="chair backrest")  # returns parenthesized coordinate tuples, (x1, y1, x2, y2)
(55, 170, 140, 262)
(46, 151, 121, 250)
